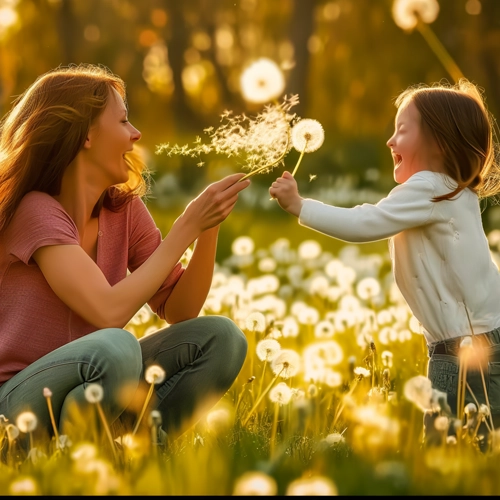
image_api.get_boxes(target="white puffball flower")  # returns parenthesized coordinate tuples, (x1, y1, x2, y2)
(240, 58, 285, 104)
(434, 416, 450, 432)
(269, 382, 293, 405)
(232, 236, 255, 256)
(286, 475, 338, 496)
(460, 336, 473, 349)
(256, 338, 281, 362)
(271, 349, 301, 379)
(84, 383, 104, 404)
(291, 118, 325, 153)
(324, 432, 345, 446)
(16, 411, 38, 433)
(145, 364, 166, 385)
(392, 0, 439, 31)
(43, 387, 52, 398)
(353, 366, 371, 378)
(356, 277, 381, 301)
(233, 471, 278, 496)
(9, 477, 39, 496)
(298, 239, 322, 260)
(403, 375, 433, 411)
(245, 311, 266, 333)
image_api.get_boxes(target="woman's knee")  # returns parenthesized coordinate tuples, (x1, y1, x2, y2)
(85, 328, 142, 382)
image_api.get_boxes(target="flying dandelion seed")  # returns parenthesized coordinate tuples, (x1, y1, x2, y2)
(240, 57, 286, 104)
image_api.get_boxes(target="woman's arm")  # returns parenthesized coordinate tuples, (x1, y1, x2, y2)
(33, 174, 249, 329)
(163, 225, 219, 323)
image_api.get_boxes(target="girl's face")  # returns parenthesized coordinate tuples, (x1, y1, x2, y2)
(85, 87, 141, 187)
(386, 100, 432, 184)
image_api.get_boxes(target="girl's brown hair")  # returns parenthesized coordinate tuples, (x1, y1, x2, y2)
(395, 79, 500, 202)
(0, 63, 150, 233)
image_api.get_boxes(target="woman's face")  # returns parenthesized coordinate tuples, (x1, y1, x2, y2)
(386, 100, 429, 184)
(85, 87, 141, 187)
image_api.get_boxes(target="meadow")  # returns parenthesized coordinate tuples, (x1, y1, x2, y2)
(2, 213, 500, 496)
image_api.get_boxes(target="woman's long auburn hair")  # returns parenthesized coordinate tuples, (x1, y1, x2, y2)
(395, 79, 500, 202)
(0, 63, 150, 234)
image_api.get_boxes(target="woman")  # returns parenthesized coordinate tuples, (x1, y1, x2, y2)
(0, 63, 250, 444)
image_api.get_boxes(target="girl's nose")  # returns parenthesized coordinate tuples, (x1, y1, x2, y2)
(131, 126, 141, 142)
(386, 135, 394, 148)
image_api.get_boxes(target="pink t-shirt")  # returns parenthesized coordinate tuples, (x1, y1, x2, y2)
(0, 191, 184, 384)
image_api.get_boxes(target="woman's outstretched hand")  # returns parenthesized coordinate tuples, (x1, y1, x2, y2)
(269, 171, 303, 217)
(177, 173, 250, 235)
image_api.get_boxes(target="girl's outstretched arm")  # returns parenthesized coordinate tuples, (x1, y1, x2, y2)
(269, 171, 304, 217)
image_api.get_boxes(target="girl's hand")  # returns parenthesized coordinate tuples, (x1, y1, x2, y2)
(177, 173, 250, 236)
(269, 171, 303, 217)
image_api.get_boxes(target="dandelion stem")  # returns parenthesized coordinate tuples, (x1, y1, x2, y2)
(332, 377, 359, 429)
(416, 20, 464, 83)
(270, 402, 279, 457)
(242, 367, 285, 427)
(291, 140, 308, 177)
(133, 383, 155, 436)
(239, 134, 290, 181)
(257, 361, 268, 401)
(45, 396, 60, 448)
(96, 402, 117, 462)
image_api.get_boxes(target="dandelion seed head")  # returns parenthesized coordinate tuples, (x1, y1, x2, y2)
(291, 118, 325, 153)
(286, 476, 338, 496)
(240, 58, 285, 104)
(16, 411, 37, 433)
(460, 336, 473, 348)
(43, 387, 52, 398)
(464, 402, 477, 415)
(148, 410, 162, 427)
(271, 349, 301, 379)
(479, 404, 490, 418)
(269, 382, 293, 405)
(434, 416, 450, 432)
(206, 407, 233, 433)
(353, 366, 370, 378)
(298, 239, 322, 260)
(232, 236, 255, 256)
(84, 383, 104, 404)
(145, 364, 166, 385)
(281, 316, 300, 338)
(9, 477, 39, 495)
(324, 432, 345, 446)
(256, 338, 281, 361)
(314, 320, 335, 339)
(403, 375, 433, 411)
(392, 0, 439, 31)
(245, 311, 266, 333)
(356, 277, 381, 301)
(233, 471, 278, 496)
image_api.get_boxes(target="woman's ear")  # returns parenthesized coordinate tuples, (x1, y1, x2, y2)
(83, 136, 92, 150)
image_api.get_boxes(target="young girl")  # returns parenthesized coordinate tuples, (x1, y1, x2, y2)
(270, 79, 500, 438)
(0, 64, 250, 444)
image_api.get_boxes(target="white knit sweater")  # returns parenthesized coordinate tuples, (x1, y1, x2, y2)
(299, 170, 500, 344)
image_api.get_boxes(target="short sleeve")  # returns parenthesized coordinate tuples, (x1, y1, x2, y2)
(6, 192, 79, 264)
(127, 197, 184, 318)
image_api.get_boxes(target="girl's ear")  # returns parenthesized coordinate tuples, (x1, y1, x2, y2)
(83, 136, 92, 150)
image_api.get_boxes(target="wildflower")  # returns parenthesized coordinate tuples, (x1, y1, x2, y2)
(324, 370, 343, 388)
(403, 375, 433, 411)
(286, 475, 338, 496)
(233, 471, 278, 496)
(434, 416, 450, 432)
(314, 320, 335, 339)
(324, 432, 345, 446)
(9, 477, 39, 495)
(291, 119, 325, 153)
(71, 442, 97, 462)
(232, 236, 255, 256)
(43, 386, 60, 445)
(84, 383, 104, 404)
(145, 364, 166, 385)
(309, 276, 330, 297)
(256, 338, 281, 362)
(381, 350, 394, 367)
(16, 411, 37, 433)
(304, 340, 344, 367)
(240, 58, 285, 104)
(307, 384, 318, 398)
(298, 239, 322, 260)
(245, 312, 266, 333)
(281, 316, 300, 338)
(269, 382, 293, 405)
(297, 306, 320, 326)
(271, 349, 301, 379)
(356, 277, 381, 301)
(353, 366, 370, 379)
(392, 0, 439, 31)
(258, 257, 277, 273)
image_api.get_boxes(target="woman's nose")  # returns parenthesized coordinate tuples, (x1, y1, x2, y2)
(131, 126, 141, 142)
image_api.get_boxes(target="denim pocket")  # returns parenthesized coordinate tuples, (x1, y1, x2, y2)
(428, 353, 487, 416)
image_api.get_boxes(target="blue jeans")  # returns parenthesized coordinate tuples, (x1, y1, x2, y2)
(0, 315, 247, 443)
(425, 327, 500, 448)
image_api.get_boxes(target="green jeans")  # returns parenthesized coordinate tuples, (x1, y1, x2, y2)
(0, 315, 247, 443)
